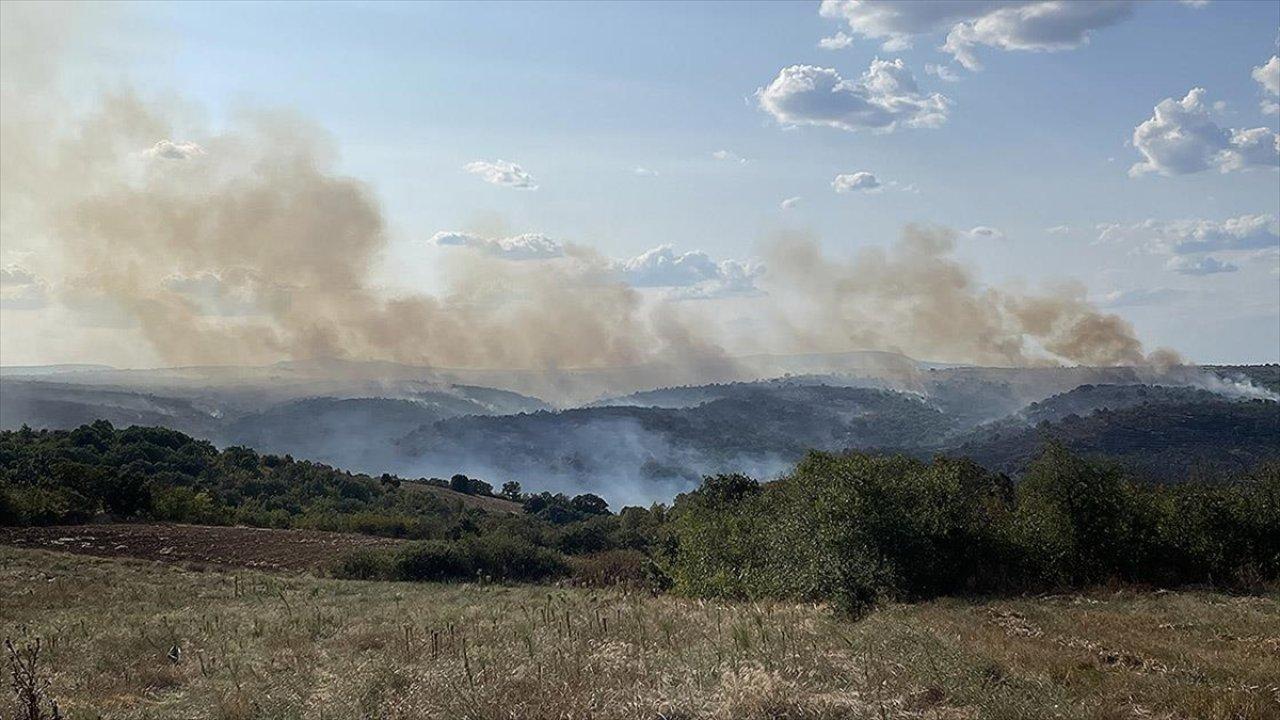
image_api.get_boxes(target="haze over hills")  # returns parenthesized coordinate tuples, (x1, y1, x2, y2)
(1, 356, 1276, 504)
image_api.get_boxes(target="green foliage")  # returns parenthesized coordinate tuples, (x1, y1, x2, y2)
(0, 423, 627, 581)
(394, 541, 476, 581)
(331, 547, 396, 581)
(668, 447, 1280, 615)
(391, 535, 568, 583)
(569, 549, 669, 591)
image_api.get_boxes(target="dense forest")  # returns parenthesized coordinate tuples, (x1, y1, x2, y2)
(3, 421, 1277, 614)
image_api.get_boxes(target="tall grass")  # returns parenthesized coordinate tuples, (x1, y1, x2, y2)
(3, 546, 1277, 719)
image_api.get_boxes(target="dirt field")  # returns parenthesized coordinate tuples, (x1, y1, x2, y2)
(0, 523, 404, 572)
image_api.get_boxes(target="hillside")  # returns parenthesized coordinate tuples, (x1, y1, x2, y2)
(0, 421, 523, 533)
(945, 397, 1280, 479)
(397, 386, 953, 500)
(2, 363, 1277, 502)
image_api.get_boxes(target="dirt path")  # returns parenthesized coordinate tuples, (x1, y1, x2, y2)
(0, 523, 404, 572)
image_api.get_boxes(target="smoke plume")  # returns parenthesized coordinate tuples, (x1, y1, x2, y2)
(1, 3, 1175, 385)
(761, 226, 1173, 368)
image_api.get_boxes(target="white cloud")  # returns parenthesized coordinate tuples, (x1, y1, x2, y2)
(633, 166, 659, 176)
(1179, 0, 1210, 8)
(832, 171, 882, 193)
(463, 159, 539, 189)
(818, 1, 1135, 71)
(925, 63, 961, 82)
(618, 245, 763, 299)
(756, 60, 950, 133)
(1045, 225, 1071, 235)
(144, 139, 205, 160)
(1129, 88, 1279, 176)
(430, 231, 564, 260)
(711, 149, 749, 164)
(1097, 214, 1279, 254)
(818, 31, 853, 50)
(780, 196, 802, 210)
(0, 264, 48, 310)
(1099, 287, 1188, 308)
(1165, 255, 1238, 275)
(941, 1, 1133, 70)
(1253, 56, 1280, 114)
(964, 225, 1005, 240)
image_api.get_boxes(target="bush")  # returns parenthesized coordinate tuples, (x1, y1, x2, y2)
(332, 548, 395, 580)
(569, 549, 668, 591)
(389, 535, 569, 584)
(394, 541, 475, 582)
(468, 533, 569, 582)
(667, 446, 1280, 616)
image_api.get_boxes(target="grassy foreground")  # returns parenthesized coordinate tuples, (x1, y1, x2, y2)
(2, 547, 1278, 720)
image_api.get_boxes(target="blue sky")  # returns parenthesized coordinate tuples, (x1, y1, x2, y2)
(2, 0, 1278, 365)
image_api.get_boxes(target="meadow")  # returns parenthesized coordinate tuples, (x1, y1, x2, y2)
(3, 546, 1278, 720)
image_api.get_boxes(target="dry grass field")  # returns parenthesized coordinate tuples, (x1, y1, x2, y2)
(2, 544, 1278, 720)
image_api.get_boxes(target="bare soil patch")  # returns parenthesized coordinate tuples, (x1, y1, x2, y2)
(0, 523, 403, 572)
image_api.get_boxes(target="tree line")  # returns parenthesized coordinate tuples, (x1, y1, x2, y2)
(2, 422, 1275, 612)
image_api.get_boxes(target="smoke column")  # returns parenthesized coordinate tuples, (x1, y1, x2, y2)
(1, 3, 1174, 382)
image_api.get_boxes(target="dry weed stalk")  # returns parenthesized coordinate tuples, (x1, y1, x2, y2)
(5, 637, 63, 720)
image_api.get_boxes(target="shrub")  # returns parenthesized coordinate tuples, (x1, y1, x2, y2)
(569, 549, 668, 591)
(332, 548, 395, 580)
(554, 515, 619, 554)
(393, 541, 474, 582)
(467, 533, 569, 582)
(390, 536, 568, 583)
(666, 446, 1280, 615)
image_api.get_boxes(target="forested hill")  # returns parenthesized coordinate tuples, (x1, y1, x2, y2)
(0, 421, 529, 532)
(943, 397, 1280, 480)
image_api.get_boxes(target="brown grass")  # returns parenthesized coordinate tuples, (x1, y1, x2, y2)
(1, 546, 1277, 719)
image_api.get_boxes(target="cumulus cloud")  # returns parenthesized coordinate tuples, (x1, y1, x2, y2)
(940, 1, 1133, 70)
(0, 264, 48, 310)
(144, 139, 204, 160)
(430, 231, 565, 260)
(818, 0, 1134, 71)
(964, 225, 1005, 240)
(819, 31, 853, 50)
(710, 149, 749, 164)
(780, 196, 802, 210)
(1099, 287, 1188, 308)
(1166, 255, 1238, 276)
(756, 60, 950, 133)
(1097, 214, 1280, 254)
(632, 166, 659, 176)
(832, 171, 882, 193)
(429, 231, 763, 298)
(618, 245, 763, 299)
(463, 159, 539, 189)
(1045, 225, 1071, 235)
(1253, 55, 1280, 114)
(1129, 88, 1279, 176)
(925, 63, 961, 82)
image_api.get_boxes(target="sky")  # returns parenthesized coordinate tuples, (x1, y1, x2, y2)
(1, 0, 1278, 367)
